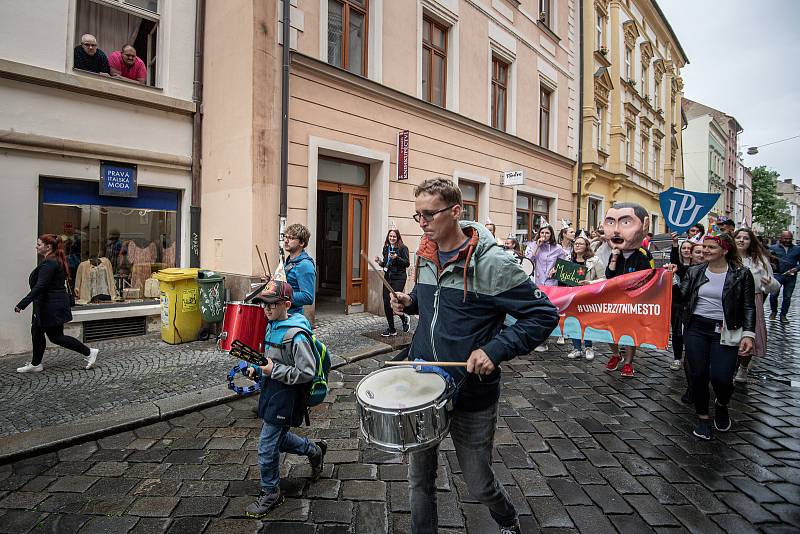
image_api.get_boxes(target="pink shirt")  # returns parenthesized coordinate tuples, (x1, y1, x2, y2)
(108, 51, 147, 82)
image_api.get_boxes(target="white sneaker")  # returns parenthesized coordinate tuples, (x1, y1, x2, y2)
(85, 348, 99, 369)
(584, 347, 595, 361)
(556, 336, 565, 345)
(534, 344, 548, 352)
(566, 349, 582, 359)
(669, 359, 682, 371)
(734, 366, 749, 383)
(17, 362, 43, 373)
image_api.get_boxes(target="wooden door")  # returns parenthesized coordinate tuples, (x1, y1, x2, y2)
(345, 193, 369, 311)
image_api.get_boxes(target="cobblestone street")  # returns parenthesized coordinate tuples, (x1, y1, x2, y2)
(0, 302, 798, 532)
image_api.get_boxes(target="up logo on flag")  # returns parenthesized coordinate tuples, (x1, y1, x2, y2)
(659, 187, 720, 233)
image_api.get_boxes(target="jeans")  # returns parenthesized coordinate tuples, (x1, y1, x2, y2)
(683, 315, 739, 416)
(769, 273, 796, 318)
(408, 403, 516, 533)
(382, 276, 407, 332)
(571, 339, 593, 350)
(31, 324, 90, 366)
(257, 421, 315, 493)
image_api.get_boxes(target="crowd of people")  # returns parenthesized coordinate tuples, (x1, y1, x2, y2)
(74, 33, 148, 85)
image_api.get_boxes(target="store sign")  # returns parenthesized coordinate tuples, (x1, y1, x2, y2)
(100, 162, 138, 197)
(503, 170, 525, 186)
(397, 130, 409, 181)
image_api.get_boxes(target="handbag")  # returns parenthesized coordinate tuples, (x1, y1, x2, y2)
(65, 279, 76, 307)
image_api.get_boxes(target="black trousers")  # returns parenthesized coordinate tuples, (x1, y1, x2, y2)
(31, 323, 90, 366)
(671, 293, 683, 360)
(683, 315, 738, 416)
(382, 275, 407, 332)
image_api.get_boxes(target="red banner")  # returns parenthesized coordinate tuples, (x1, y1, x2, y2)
(540, 269, 673, 349)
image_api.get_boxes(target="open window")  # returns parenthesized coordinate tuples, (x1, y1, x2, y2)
(74, 0, 159, 87)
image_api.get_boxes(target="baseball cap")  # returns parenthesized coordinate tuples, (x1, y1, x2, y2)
(252, 280, 293, 305)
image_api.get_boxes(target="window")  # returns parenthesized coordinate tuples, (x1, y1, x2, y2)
(654, 78, 661, 109)
(539, 0, 551, 27)
(75, 0, 160, 87)
(516, 193, 550, 242)
(626, 126, 633, 164)
(624, 47, 632, 81)
(460, 181, 479, 222)
(491, 57, 509, 131)
(40, 178, 178, 306)
(539, 86, 552, 149)
(596, 106, 605, 151)
(328, 0, 368, 76)
(596, 12, 605, 49)
(641, 62, 649, 96)
(422, 16, 448, 107)
(640, 135, 649, 172)
(588, 197, 601, 231)
(653, 145, 661, 181)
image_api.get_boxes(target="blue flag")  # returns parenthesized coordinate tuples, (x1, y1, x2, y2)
(659, 187, 720, 233)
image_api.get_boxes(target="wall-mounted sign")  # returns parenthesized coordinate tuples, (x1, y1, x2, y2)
(503, 170, 525, 186)
(397, 130, 409, 181)
(100, 162, 138, 197)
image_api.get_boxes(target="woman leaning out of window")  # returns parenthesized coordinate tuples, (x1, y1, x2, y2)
(677, 232, 755, 441)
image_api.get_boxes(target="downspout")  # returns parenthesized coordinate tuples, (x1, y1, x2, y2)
(278, 0, 291, 256)
(575, 0, 584, 229)
(189, 0, 206, 268)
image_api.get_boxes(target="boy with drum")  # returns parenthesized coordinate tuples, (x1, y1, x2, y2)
(391, 178, 559, 534)
(243, 280, 327, 518)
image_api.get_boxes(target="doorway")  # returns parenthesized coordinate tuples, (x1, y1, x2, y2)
(315, 181, 369, 315)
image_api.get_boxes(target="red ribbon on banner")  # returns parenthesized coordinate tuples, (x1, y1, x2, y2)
(539, 269, 673, 349)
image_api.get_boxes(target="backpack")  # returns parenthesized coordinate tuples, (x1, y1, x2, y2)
(283, 327, 331, 408)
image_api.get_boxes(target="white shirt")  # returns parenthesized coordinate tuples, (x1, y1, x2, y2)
(694, 269, 727, 321)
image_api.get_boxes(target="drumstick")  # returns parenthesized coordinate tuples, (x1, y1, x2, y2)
(361, 251, 399, 297)
(263, 251, 272, 277)
(255, 245, 268, 278)
(384, 360, 469, 367)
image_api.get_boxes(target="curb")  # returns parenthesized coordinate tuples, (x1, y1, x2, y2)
(0, 339, 406, 465)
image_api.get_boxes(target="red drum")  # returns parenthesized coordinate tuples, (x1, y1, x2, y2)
(218, 302, 267, 353)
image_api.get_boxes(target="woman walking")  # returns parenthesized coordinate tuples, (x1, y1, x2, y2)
(678, 232, 755, 440)
(375, 229, 410, 337)
(565, 236, 601, 361)
(15, 234, 98, 372)
(525, 225, 568, 351)
(734, 228, 779, 382)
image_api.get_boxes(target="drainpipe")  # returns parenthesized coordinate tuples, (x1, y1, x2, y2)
(575, 0, 584, 229)
(189, 0, 206, 268)
(278, 0, 291, 255)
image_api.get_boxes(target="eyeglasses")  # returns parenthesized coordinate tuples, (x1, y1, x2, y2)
(284, 235, 298, 242)
(413, 204, 456, 223)
(259, 302, 281, 310)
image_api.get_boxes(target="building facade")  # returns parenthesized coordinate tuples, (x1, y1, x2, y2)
(735, 159, 753, 227)
(202, 0, 579, 316)
(0, 0, 198, 355)
(578, 0, 688, 234)
(777, 179, 800, 238)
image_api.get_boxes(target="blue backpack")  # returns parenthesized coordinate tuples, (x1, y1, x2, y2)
(284, 327, 331, 408)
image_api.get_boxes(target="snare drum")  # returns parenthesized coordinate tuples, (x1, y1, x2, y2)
(356, 366, 452, 453)
(519, 257, 534, 277)
(218, 302, 267, 352)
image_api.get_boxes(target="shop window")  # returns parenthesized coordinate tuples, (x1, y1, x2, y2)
(74, 0, 159, 87)
(328, 0, 368, 76)
(459, 181, 479, 222)
(491, 56, 508, 131)
(422, 16, 448, 108)
(516, 193, 549, 242)
(539, 86, 552, 149)
(40, 179, 178, 306)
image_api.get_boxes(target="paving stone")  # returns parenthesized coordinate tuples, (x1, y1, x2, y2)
(267, 498, 310, 521)
(132, 479, 181, 497)
(667, 505, 725, 533)
(648, 461, 692, 483)
(206, 437, 246, 450)
(530, 453, 568, 477)
(58, 442, 99, 462)
(623, 495, 680, 526)
(388, 482, 409, 512)
(202, 464, 248, 480)
(0, 509, 45, 534)
(163, 449, 206, 465)
(548, 478, 592, 506)
(584, 485, 633, 514)
(161, 465, 208, 481)
(764, 503, 800, 528)
(566, 505, 616, 534)
(311, 499, 354, 523)
(565, 461, 605, 485)
(127, 497, 179, 517)
(354, 501, 387, 534)
(717, 493, 777, 523)
(85, 477, 140, 497)
(20, 476, 57, 492)
(582, 448, 620, 468)
(710, 513, 763, 534)
(378, 464, 408, 481)
(173, 496, 229, 517)
(462, 502, 499, 533)
(129, 517, 170, 534)
(49, 476, 99, 493)
(637, 476, 688, 505)
(769, 482, 800, 505)
(34, 513, 93, 534)
(85, 461, 129, 477)
(204, 518, 261, 534)
(340, 480, 386, 501)
(77, 515, 139, 534)
(510, 469, 552, 497)
(600, 467, 647, 494)
(610, 514, 656, 533)
(37, 492, 90, 513)
(81, 496, 135, 515)
(336, 463, 378, 480)
(527, 496, 574, 528)
(305, 478, 341, 499)
(0, 490, 48, 509)
(547, 439, 585, 461)
(164, 516, 210, 534)
(726, 476, 784, 503)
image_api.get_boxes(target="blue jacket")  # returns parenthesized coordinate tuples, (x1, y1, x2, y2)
(257, 314, 316, 426)
(769, 243, 800, 276)
(405, 222, 559, 412)
(285, 251, 316, 315)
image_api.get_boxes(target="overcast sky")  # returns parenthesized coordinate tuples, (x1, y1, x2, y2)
(659, 0, 800, 183)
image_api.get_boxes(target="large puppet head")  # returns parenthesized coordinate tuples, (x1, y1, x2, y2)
(603, 202, 650, 251)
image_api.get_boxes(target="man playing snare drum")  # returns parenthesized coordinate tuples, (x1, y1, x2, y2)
(391, 178, 559, 534)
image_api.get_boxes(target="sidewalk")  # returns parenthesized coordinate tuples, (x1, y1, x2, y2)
(0, 312, 413, 461)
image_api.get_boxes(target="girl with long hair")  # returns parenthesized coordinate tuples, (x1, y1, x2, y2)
(374, 229, 411, 337)
(14, 234, 99, 372)
(678, 232, 755, 440)
(565, 236, 601, 361)
(525, 225, 568, 351)
(557, 226, 576, 258)
(734, 228, 780, 382)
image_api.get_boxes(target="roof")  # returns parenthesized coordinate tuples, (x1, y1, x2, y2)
(650, 0, 689, 66)
(682, 98, 743, 133)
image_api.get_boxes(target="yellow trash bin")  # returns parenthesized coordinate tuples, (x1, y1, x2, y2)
(153, 268, 201, 344)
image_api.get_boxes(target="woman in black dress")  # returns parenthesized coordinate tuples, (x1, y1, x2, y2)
(15, 234, 98, 372)
(374, 229, 410, 337)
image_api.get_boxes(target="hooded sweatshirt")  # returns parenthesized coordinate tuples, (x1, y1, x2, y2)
(405, 221, 560, 411)
(285, 250, 316, 315)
